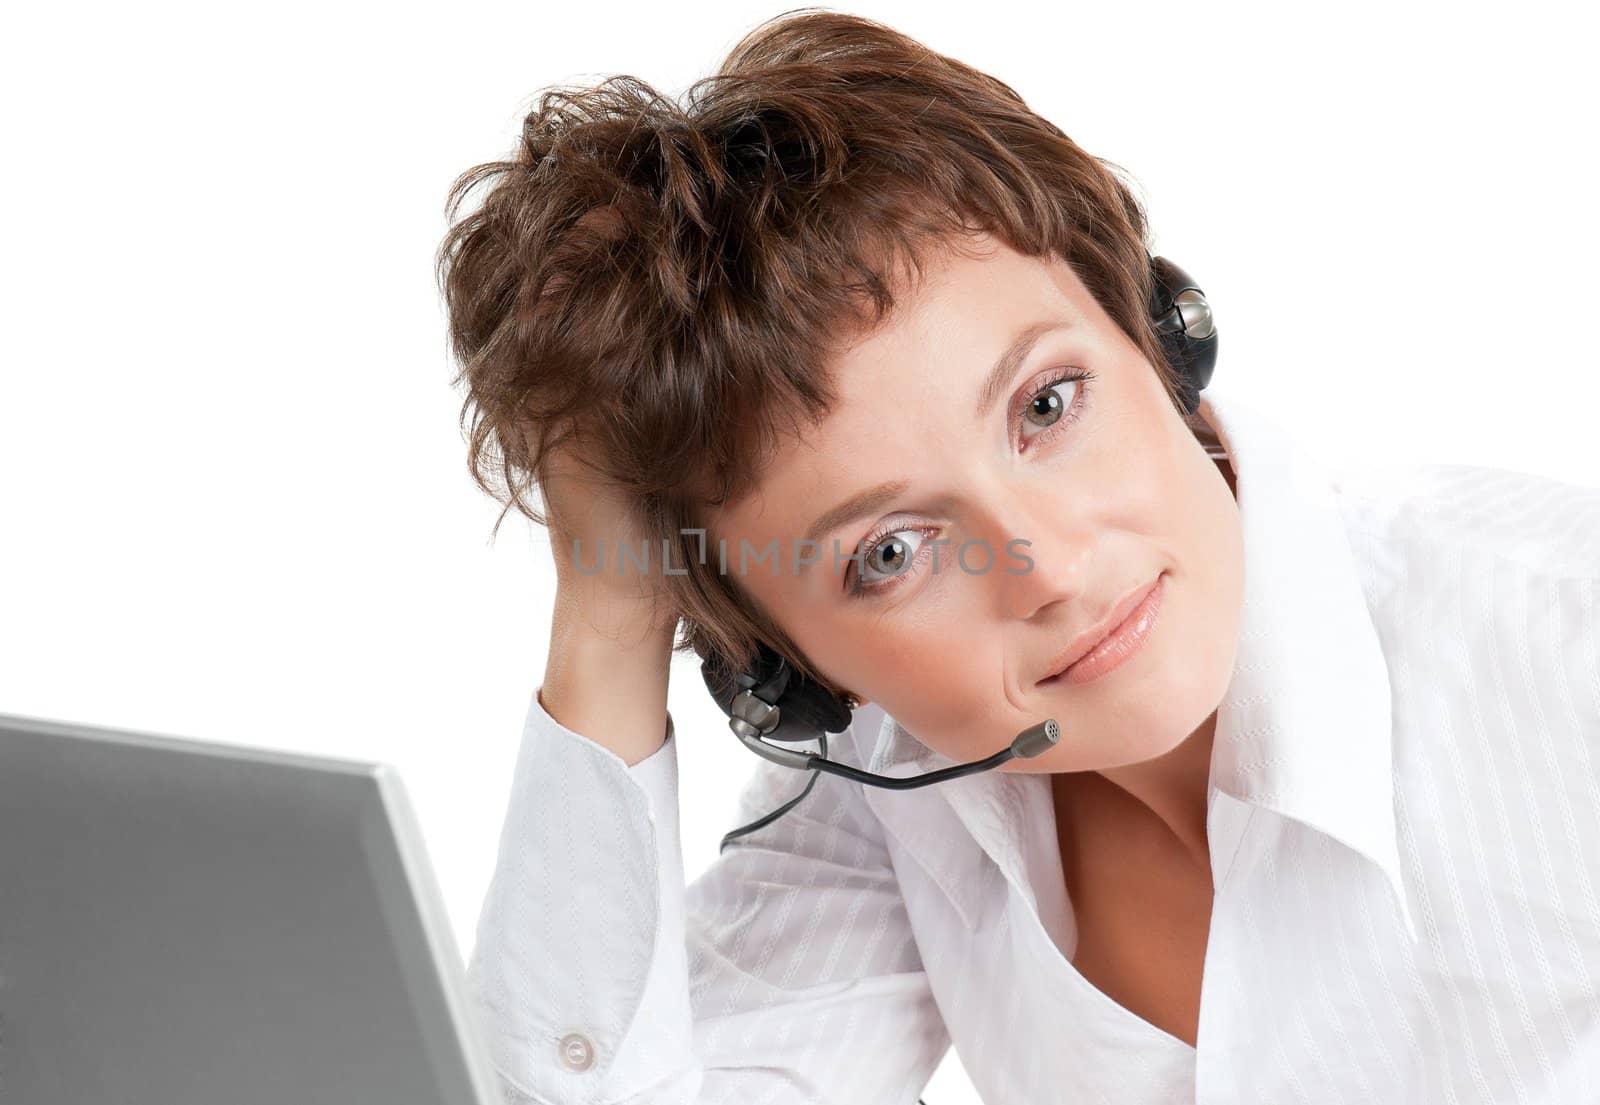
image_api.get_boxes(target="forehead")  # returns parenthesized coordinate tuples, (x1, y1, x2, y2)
(706, 239, 1099, 535)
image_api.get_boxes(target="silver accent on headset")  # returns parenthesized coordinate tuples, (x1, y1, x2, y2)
(730, 690, 781, 736)
(1173, 289, 1215, 341)
(736, 730, 816, 770)
(1010, 718, 1060, 759)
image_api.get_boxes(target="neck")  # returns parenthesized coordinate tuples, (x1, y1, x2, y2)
(1055, 710, 1218, 872)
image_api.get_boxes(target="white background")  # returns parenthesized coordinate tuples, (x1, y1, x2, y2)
(3, 2, 1596, 1101)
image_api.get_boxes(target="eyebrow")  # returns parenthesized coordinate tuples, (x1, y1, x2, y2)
(803, 478, 912, 548)
(974, 319, 1075, 419)
(800, 318, 1076, 551)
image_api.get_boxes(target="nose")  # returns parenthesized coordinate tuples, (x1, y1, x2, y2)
(982, 486, 1098, 623)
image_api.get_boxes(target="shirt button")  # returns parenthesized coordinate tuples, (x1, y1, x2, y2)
(558, 1032, 595, 1072)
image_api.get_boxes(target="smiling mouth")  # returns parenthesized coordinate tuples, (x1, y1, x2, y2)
(1035, 572, 1165, 687)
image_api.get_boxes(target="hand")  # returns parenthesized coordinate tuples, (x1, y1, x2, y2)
(534, 431, 679, 766)
(537, 433, 680, 642)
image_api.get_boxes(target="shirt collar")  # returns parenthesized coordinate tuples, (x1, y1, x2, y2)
(863, 382, 1419, 945)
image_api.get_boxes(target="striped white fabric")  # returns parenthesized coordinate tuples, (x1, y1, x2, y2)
(464, 383, 1600, 1104)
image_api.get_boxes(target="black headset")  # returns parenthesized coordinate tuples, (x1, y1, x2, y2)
(699, 252, 1217, 852)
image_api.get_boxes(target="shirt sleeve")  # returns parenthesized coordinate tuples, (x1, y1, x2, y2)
(463, 685, 951, 1105)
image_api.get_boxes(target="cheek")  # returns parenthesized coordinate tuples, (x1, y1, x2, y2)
(840, 622, 1007, 736)
(1170, 461, 1246, 700)
(852, 627, 978, 696)
(897, 641, 985, 697)
(1193, 462, 1245, 602)
(905, 676, 1018, 764)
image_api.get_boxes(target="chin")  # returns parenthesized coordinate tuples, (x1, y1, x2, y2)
(1015, 675, 1222, 775)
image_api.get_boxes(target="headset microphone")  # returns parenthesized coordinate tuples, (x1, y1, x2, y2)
(701, 642, 1060, 852)
(720, 654, 1060, 787)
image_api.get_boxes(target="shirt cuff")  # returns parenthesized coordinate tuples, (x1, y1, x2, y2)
(465, 687, 693, 1102)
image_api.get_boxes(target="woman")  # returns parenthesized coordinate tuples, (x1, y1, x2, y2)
(436, 10, 1600, 1104)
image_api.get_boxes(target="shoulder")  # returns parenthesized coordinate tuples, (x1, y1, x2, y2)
(1334, 467, 1600, 961)
(1329, 461, 1600, 749)
(1331, 460, 1600, 582)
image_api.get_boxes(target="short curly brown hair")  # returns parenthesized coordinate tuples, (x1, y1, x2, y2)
(434, 7, 1182, 692)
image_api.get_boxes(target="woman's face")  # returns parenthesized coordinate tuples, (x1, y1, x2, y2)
(704, 234, 1245, 773)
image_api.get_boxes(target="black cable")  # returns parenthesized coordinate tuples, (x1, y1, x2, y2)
(719, 733, 829, 853)
(795, 744, 1017, 790)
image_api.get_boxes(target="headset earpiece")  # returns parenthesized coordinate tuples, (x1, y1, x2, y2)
(1148, 254, 1218, 416)
(701, 641, 855, 747)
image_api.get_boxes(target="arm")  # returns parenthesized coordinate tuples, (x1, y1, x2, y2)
(463, 685, 950, 1105)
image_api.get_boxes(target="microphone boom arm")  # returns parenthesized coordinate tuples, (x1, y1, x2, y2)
(734, 718, 1060, 790)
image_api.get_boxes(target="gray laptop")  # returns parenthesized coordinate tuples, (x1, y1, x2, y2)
(0, 710, 506, 1105)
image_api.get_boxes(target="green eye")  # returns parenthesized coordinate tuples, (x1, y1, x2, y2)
(1019, 371, 1091, 441)
(863, 530, 920, 582)
(847, 526, 938, 598)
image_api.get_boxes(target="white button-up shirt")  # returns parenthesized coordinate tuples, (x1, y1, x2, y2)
(465, 383, 1600, 1104)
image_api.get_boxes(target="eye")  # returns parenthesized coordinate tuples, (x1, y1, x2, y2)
(847, 525, 939, 599)
(1017, 369, 1094, 446)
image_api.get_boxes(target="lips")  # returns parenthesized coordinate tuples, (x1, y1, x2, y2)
(1034, 573, 1164, 685)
